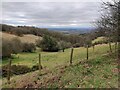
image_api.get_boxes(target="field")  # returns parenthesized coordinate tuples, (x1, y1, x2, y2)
(1, 43, 118, 88)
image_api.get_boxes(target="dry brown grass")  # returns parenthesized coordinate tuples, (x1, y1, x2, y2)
(1, 32, 42, 44)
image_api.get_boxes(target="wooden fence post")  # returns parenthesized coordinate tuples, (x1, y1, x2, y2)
(70, 47, 74, 65)
(7, 59, 12, 84)
(115, 42, 117, 54)
(93, 45, 95, 52)
(39, 53, 41, 74)
(87, 45, 89, 60)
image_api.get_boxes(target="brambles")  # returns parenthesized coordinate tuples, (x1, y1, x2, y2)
(2, 64, 42, 77)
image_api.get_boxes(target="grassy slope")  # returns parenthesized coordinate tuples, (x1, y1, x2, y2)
(2, 43, 118, 88)
(2, 44, 114, 68)
(1, 32, 41, 44)
(92, 36, 107, 44)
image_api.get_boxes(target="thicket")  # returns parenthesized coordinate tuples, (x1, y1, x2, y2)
(2, 38, 36, 58)
(2, 64, 41, 77)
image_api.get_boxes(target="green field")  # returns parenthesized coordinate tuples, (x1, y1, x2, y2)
(2, 44, 113, 68)
(2, 43, 118, 88)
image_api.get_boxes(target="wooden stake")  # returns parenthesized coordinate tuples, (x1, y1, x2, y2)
(87, 45, 89, 60)
(7, 59, 12, 84)
(39, 53, 41, 74)
(115, 42, 117, 54)
(109, 42, 112, 53)
(70, 47, 74, 65)
(93, 45, 95, 52)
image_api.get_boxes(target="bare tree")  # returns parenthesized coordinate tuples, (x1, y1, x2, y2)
(97, 0, 120, 54)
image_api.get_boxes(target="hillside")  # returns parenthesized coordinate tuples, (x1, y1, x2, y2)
(92, 37, 107, 44)
(48, 27, 95, 34)
(1, 32, 41, 44)
(2, 44, 118, 88)
(1, 24, 100, 46)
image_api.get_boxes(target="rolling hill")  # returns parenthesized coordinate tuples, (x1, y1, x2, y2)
(1, 32, 42, 44)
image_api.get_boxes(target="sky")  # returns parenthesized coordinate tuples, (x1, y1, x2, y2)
(1, 0, 113, 28)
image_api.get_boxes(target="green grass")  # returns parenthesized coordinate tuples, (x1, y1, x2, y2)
(2, 43, 115, 69)
(1, 43, 118, 88)
(92, 36, 107, 44)
(61, 55, 118, 88)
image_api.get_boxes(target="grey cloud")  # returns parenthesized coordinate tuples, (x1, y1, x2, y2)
(2, 2, 101, 27)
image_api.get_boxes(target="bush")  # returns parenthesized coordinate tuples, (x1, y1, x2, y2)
(22, 43, 36, 52)
(2, 65, 13, 77)
(73, 43, 81, 48)
(2, 64, 43, 77)
(38, 35, 59, 52)
(58, 41, 71, 52)
(2, 65, 32, 77)
(2, 37, 36, 58)
(2, 38, 22, 58)
(11, 65, 31, 75)
(31, 64, 42, 71)
(11, 38, 23, 54)
(2, 39, 12, 58)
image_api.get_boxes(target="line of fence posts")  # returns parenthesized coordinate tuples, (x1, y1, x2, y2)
(6, 45, 89, 83)
(70, 47, 74, 65)
(7, 59, 11, 84)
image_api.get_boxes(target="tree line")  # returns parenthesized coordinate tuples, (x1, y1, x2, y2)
(1, 24, 106, 47)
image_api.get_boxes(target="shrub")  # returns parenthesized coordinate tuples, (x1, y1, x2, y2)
(31, 64, 42, 71)
(11, 38, 23, 54)
(22, 43, 36, 52)
(36, 38, 42, 47)
(2, 65, 31, 77)
(11, 65, 31, 75)
(31, 65, 39, 71)
(2, 65, 13, 77)
(2, 39, 12, 58)
(2, 38, 22, 58)
(1, 64, 43, 77)
(38, 35, 59, 52)
(73, 43, 81, 48)
(58, 41, 71, 52)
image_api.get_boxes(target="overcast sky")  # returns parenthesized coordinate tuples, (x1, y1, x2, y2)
(2, 0, 111, 28)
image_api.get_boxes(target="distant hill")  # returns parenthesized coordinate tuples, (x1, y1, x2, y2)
(47, 27, 95, 34)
